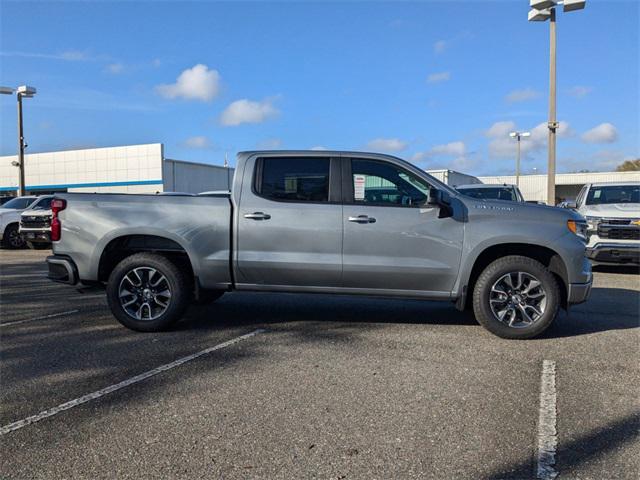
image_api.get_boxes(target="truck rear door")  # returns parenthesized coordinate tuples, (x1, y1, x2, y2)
(235, 155, 343, 288)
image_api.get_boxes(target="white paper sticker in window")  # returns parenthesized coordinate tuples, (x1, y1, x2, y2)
(593, 190, 601, 199)
(354, 174, 366, 200)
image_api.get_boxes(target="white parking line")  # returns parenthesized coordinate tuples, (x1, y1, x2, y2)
(537, 360, 558, 480)
(0, 329, 266, 436)
(0, 310, 80, 327)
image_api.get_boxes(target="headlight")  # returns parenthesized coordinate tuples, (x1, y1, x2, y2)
(585, 215, 600, 231)
(567, 220, 588, 240)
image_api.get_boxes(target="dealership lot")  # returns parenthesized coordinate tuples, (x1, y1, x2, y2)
(0, 249, 638, 479)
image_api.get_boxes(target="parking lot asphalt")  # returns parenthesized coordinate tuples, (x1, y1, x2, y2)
(0, 249, 638, 479)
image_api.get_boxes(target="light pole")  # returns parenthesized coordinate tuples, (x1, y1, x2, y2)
(509, 131, 530, 187)
(528, 0, 586, 206)
(16, 86, 37, 196)
(1, 85, 37, 196)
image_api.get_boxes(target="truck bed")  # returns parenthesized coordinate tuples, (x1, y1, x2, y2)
(53, 192, 233, 289)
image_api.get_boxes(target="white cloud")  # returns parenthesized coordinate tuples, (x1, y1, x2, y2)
(182, 136, 212, 149)
(220, 97, 280, 126)
(427, 71, 450, 83)
(567, 85, 592, 98)
(156, 64, 221, 102)
(434, 40, 447, 54)
(486, 120, 572, 158)
(485, 121, 517, 139)
(310, 146, 327, 151)
(105, 63, 124, 74)
(412, 141, 469, 169)
(256, 138, 282, 149)
(430, 141, 466, 157)
(1, 50, 92, 61)
(366, 138, 408, 152)
(505, 87, 541, 103)
(581, 123, 618, 144)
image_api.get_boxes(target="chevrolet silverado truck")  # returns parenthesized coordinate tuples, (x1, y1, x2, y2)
(20, 196, 54, 249)
(567, 181, 640, 265)
(46, 151, 592, 339)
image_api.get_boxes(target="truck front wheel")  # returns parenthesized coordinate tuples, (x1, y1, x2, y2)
(472, 255, 560, 339)
(106, 253, 190, 332)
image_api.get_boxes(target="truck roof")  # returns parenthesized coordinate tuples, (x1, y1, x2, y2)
(588, 181, 640, 187)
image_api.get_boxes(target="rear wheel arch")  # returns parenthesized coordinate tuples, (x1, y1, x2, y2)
(98, 234, 196, 285)
(462, 243, 568, 310)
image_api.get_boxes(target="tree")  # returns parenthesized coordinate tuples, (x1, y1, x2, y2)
(615, 159, 640, 171)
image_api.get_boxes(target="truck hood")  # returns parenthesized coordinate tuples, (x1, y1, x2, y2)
(581, 203, 640, 218)
(458, 196, 584, 222)
(21, 210, 52, 218)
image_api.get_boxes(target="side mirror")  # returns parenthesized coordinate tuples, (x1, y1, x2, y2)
(564, 201, 577, 209)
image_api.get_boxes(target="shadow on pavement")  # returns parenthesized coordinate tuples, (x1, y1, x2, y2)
(592, 265, 639, 275)
(484, 411, 640, 480)
(543, 286, 639, 339)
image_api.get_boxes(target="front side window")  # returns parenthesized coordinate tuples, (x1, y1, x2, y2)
(257, 157, 330, 202)
(585, 185, 640, 205)
(351, 159, 429, 206)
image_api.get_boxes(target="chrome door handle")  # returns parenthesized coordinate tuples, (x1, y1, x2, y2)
(348, 215, 376, 224)
(244, 212, 271, 220)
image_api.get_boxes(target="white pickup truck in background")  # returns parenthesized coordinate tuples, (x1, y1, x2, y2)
(567, 182, 640, 266)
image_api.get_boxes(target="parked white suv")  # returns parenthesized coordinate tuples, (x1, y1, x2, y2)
(0, 196, 38, 249)
(569, 182, 640, 265)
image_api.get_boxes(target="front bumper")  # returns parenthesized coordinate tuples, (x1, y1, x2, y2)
(20, 227, 51, 243)
(586, 243, 640, 265)
(47, 255, 78, 285)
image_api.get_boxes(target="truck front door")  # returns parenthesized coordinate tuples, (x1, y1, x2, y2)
(341, 157, 464, 296)
(235, 155, 343, 288)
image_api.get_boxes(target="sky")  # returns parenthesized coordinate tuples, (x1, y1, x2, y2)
(0, 0, 638, 175)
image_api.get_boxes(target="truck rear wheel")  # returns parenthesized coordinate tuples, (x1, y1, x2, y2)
(472, 255, 560, 339)
(106, 253, 190, 332)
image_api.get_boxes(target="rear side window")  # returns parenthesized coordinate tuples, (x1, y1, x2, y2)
(256, 157, 330, 202)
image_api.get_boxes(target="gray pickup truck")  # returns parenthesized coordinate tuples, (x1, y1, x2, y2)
(47, 151, 592, 339)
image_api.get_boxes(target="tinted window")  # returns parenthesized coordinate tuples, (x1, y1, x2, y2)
(1, 197, 36, 209)
(351, 159, 429, 206)
(258, 157, 330, 202)
(586, 185, 640, 205)
(459, 187, 517, 201)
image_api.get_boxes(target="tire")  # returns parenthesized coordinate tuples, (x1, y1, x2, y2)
(193, 289, 224, 306)
(472, 255, 560, 339)
(106, 253, 191, 332)
(2, 224, 26, 249)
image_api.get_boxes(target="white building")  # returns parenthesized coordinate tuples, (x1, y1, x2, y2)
(0, 143, 234, 197)
(426, 169, 481, 187)
(479, 171, 640, 203)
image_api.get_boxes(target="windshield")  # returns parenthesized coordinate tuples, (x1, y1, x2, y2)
(1, 197, 36, 209)
(31, 197, 53, 210)
(458, 187, 517, 202)
(586, 185, 639, 205)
